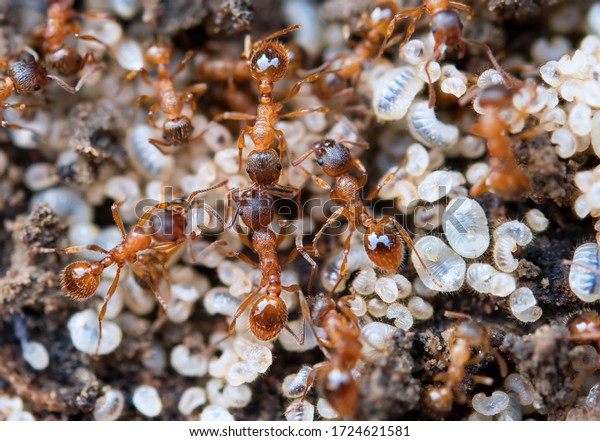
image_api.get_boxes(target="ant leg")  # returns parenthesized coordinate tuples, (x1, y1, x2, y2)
(74, 33, 114, 55)
(227, 250, 259, 268)
(279, 106, 330, 120)
(394, 220, 443, 289)
(448, 1, 474, 19)
(296, 165, 331, 190)
(133, 95, 156, 109)
(298, 291, 334, 353)
(39, 244, 110, 255)
(46, 63, 105, 93)
(462, 38, 513, 86)
(376, 7, 424, 60)
(236, 126, 252, 173)
(365, 161, 404, 201)
(173, 50, 194, 76)
(149, 138, 175, 155)
(275, 129, 287, 164)
(111, 200, 126, 238)
(285, 235, 318, 292)
(330, 220, 355, 294)
(184, 180, 229, 209)
(259, 24, 301, 43)
(229, 285, 263, 335)
(312, 206, 345, 257)
(278, 71, 325, 106)
(234, 223, 253, 249)
(213, 112, 255, 122)
(94, 266, 121, 357)
(147, 102, 161, 128)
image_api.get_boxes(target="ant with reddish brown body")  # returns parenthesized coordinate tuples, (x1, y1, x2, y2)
(127, 41, 209, 154)
(292, 137, 440, 292)
(214, 25, 329, 174)
(377, 0, 509, 108)
(35, 0, 112, 80)
(424, 311, 507, 417)
(567, 311, 600, 369)
(40, 180, 227, 356)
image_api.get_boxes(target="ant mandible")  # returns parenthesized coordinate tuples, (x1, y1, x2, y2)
(127, 41, 209, 154)
(424, 311, 507, 417)
(35, 0, 112, 78)
(293, 138, 440, 292)
(214, 25, 329, 173)
(378, 0, 509, 108)
(40, 180, 227, 356)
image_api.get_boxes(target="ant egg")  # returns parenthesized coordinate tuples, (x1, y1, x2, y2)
(510, 287, 543, 322)
(387, 303, 413, 330)
(401, 40, 426, 65)
(417, 61, 441, 84)
(203, 287, 242, 316)
(233, 338, 272, 373)
(372, 66, 424, 121)
(223, 384, 252, 408)
(504, 374, 535, 406)
(407, 296, 433, 320)
(226, 361, 259, 386)
(22, 341, 49, 371)
(317, 398, 338, 419)
(93, 389, 125, 421)
(132, 385, 162, 418)
(170, 344, 208, 377)
(471, 391, 510, 416)
(68, 309, 122, 355)
(352, 267, 377, 296)
(178, 387, 207, 416)
(569, 243, 600, 302)
(418, 170, 455, 202)
(568, 104, 592, 136)
(489, 272, 516, 297)
(467, 263, 496, 294)
(367, 297, 388, 318)
(200, 405, 234, 421)
(375, 277, 399, 303)
(209, 349, 238, 379)
(286, 400, 315, 421)
(493, 235, 518, 273)
(494, 221, 533, 246)
(411, 236, 466, 292)
(282, 367, 313, 398)
(407, 101, 459, 150)
(347, 295, 367, 317)
(525, 209, 549, 232)
(443, 197, 490, 258)
(405, 143, 429, 177)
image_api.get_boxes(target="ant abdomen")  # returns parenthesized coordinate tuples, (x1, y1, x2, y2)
(424, 385, 453, 417)
(163, 116, 194, 145)
(249, 43, 288, 82)
(431, 10, 463, 46)
(363, 218, 405, 273)
(249, 295, 287, 340)
(61, 261, 103, 301)
(320, 367, 358, 417)
(45, 47, 82, 76)
(146, 206, 187, 243)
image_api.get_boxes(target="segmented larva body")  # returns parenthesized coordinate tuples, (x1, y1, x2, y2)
(467, 263, 496, 294)
(493, 235, 519, 273)
(443, 197, 490, 259)
(569, 242, 600, 302)
(372, 66, 424, 121)
(407, 101, 459, 150)
(410, 236, 466, 292)
(510, 287, 542, 322)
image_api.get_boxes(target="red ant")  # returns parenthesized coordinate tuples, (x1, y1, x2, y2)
(40, 181, 227, 355)
(567, 311, 600, 369)
(377, 0, 509, 108)
(214, 25, 329, 172)
(292, 138, 440, 292)
(424, 311, 507, 417)
(127, 41, 209, 154)
(35, 0, 112, 79)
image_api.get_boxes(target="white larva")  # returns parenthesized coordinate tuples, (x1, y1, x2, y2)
(467, 263, 496, 294)
(443, 197, 490, 258)
(418, 170, 455, 202)
(30, 187, 93, 224)
(132, 386, 162, 418)
(569, 243, 600, 302)
(127, 125, 174, 178)
(93, 389, 125, 421)
(489, 272, 517, 297)
(282, 367, 313, 398)
(411, 236, 466, 292)
(372, 66, 424, 121)
(504, 374, 535, 406)
(401, 40, 426, 65)
(407, 101, 459, 150)
(525, 209, 549, 232)
(568, 103, 593, 136)
(199, 405, 235, 421)
(472, 391, 510, 416)
(494, 221, 534, 246)
(286, 400, 315, 421)
(493, 235, 519, 273)
(552, 128, 576, 159)
(509, 287, 542, 322)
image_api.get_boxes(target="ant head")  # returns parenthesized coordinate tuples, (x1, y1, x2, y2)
(146, 42, 173, 66)
(238, 189, 274, 230)
(8, 59, 51, 94)
(320, 367, 358, 417)
(249, 42, 289, 82)
(430, 10, 463, 47)
(313, 139, 352, 177)
(45, 47, 82, 76)
(246, 149, 282, 186)
(249, 294, 287, 340)
(568, 311, 600, 342)
(424, 385, 453, 417)
(363, 218, 404, 273)
(369, 2, 399, 35)
(478, 84, 513, 108)
(61, 261, 103, 301)
(163, 116, 193, 145)
(455, 321, 486, 345)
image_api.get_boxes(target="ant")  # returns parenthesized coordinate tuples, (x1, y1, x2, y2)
(223, 187, 314, 342)
(377, 0, 509, 108)
(312, 1, 400, 102)
(292, 138, 440, 292)
(40, 181, 227, 355)
(287, 291, 364, 418)
(423, 311, 507, 417)
(127, 41, 209, 154)
(35, 0, 112, 78)
(567, 311, 600, 368)
(467, 83, 532, 199)
(214, 25, 329, 172)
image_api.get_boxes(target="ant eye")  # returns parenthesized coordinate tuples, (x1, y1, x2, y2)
(246, 166, 251, 174)
(33, 84, 41, 91)
(276, 163, 282, 171)
(317, 158, 324, 166)
(76, 54, 82, 63)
